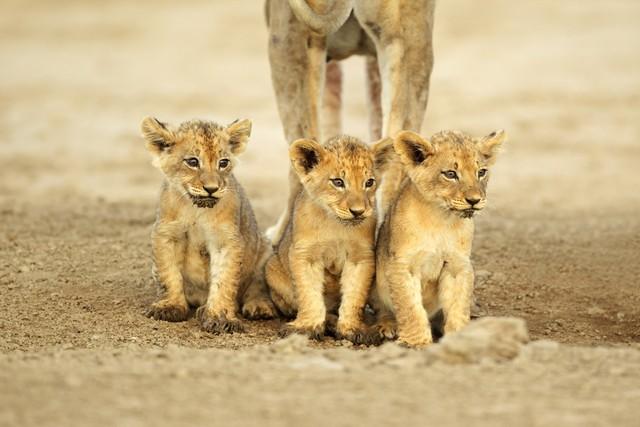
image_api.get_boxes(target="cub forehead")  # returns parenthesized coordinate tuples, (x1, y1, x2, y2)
(175, 119, 228, 151)
(324, 136, 374, 171)
(431, 131, 482, 166)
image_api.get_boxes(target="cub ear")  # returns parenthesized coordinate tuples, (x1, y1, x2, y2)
(477, 129, 506, 165)
(371, 137, 396, 174)
(289, 138, 325, 177)
(226, 119, 252, 155)
(393, 131, 434, 166)
(141, 116, 174, 154)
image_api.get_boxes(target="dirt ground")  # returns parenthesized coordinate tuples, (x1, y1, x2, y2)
(1, 0, 639, 426)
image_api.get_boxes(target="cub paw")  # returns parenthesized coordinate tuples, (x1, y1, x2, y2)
(324, 313, 339, 337)
(336, 323, 383, 346)
(397, 334, 433, 348)
(242, 298, 278, 320)
(196, 306, 244, 334)
(145, 300, 189, 322)
(270, 293, 296, 319)
(278, 321, 324, 341)
(376, 320, 398, 341)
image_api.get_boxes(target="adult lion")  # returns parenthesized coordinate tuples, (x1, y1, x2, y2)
(266, 0, 436, 243)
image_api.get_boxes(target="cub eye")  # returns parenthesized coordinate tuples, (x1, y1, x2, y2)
(184, 158, 199, 168)
(218, 159, 230, 169)
(365, 178, 376, 188)
(331, 178, 345, 188)
(442, 170, 458, 180)
(478, 168, 488, 178)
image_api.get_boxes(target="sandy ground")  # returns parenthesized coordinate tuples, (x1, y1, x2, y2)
(1, 0, 639, 425)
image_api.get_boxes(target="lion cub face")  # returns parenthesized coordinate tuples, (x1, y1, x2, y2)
(141, 117, 251, 208)
(394, 130, 506, 218)
(290, 136, 378, 225)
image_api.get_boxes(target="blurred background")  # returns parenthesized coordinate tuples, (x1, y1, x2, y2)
(0, 0, 639, 349)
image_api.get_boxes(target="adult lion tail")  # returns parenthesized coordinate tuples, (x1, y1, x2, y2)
(288, 0, 353, 35)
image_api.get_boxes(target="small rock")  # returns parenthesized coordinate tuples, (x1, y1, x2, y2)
(432, 317, 529, 364)
(18, 265, 30, 273)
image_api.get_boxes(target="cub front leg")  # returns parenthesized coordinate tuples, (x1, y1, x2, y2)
(438, 257, 474, 335)
(336, 258, 378, 345)
(283, 254, 326, 339)
(197, 245, 244, 334)
(386, 260, 432, 347)
(146, 225, 189, 322)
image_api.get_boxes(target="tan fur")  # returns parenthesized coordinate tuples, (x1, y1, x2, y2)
(140, 117, 277, 334)
(265, 135, 384, 344)
(265, 0, 436, 245)
(373, 129, 507, 347)
(288, 0, 353, 35)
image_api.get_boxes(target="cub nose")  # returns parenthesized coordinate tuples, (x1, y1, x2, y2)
(349, 207, 365, 218)
(465, 197, 481, 206)
(203, 185, 219, 196)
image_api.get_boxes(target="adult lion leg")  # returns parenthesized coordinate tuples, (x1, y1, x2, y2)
(365, 55, 382, 141)
(322, 60, 343, 140)
(266, 0, 328, 245)
(354, 0, 435, 217)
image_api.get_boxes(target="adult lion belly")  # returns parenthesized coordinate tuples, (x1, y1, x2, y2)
(326, 13, 375, 61)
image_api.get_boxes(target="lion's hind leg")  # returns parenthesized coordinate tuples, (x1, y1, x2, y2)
(241, 276, 278, 320)
(265, 255, 297, 319)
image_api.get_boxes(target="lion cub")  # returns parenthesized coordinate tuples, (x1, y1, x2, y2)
(373, 129, 506, 347)
(265, 135, 382, 344)
(141, 117, 276, 334)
